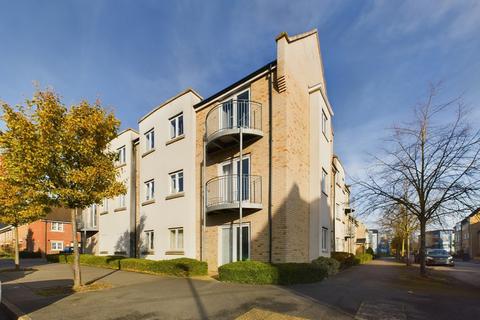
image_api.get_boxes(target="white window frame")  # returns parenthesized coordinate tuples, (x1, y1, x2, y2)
(51, 221, 64, 232)
(118, 194, 126, 208)
(321, 168, 328, 196)
(117, 146, 126, 164)
(169, 170, 184, 194)
(321, 110, 328, 138)
(145, 230, 154, 252)
(51, 241, 64, 251)
(145, 128, 155, 151)
(103, 198, 109, 212)
(145, 179, 155, 201)
(169, 113, 184, 139)
(322, 227, 328, 252)
(169, 227, 184, 250)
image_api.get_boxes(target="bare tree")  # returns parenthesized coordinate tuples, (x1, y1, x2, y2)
(356, 85, 480, 276)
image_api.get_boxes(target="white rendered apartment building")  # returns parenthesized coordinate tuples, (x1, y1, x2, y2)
(80, 129, 139, 256)
(137, 89, 201, 260)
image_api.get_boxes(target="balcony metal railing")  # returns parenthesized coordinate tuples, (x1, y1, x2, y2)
(205, 100, 262, 142)
(206, 174, 262, 210)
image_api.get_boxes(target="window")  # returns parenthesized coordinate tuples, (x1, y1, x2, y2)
(322, 228, 328, 252)
(169, 170, 184, 194)
(170, 113, 184, 139)
(118, 194, 126, 208)
(51, 241, 63, 251)
(145, 230, 154, 251)
(51, 222, 64, 232)
(322, 110, 328, 138)
(145, 179, 155, 201)
(90, 205, 97, 227)
(321, 168, 328, 195)
(145, 129, 155, 151)
(169, 228, 184, 250)
(335, 203, 340, 220)
(103, 198, 109, 212)
(117, 146, 126, 164)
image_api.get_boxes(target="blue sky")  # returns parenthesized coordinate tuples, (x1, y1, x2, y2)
(1, 1, 479, 226)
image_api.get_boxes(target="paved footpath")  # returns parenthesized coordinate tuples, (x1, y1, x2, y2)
(1, 258, 479, 320)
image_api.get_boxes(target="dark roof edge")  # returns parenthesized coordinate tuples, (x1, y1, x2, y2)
(194, 60, 277, 109)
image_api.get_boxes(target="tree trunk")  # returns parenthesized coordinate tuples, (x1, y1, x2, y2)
(401, 237, 405, 259)
(14, 226, 20, 271)
(71, 208, 82, 288)
(419, 219, 427, 276)
(406, 234, 411, 266)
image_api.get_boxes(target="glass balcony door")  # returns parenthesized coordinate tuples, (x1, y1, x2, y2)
(220, 90, 250, 131)
(220, 224, 250, 266)
(221, 157, 250, 203)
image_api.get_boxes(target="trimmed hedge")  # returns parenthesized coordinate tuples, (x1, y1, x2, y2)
(218, 261, 328, 285)
(19, 251, 42, 259)
(356, 253, 373, 264)
(331, 252, 359, 268)
(46, 254, 207, 277)
(311, 256, 340, 276)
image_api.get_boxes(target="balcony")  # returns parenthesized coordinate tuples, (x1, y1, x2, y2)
(206, 174, 262, 214)
(205, 100, 263, 153)
(77, 212, 98, 232)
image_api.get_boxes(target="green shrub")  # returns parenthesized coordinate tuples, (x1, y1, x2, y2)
(45, 254, 207, 277)
(218, 261, 328, 285)
(311, 256, 340, 276)
(356, 253, 373, 264)
(331, 252, 359, 268)
(19, 251, 42, 259)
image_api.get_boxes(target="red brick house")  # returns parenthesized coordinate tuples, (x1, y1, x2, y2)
(0, 207, 78, 255)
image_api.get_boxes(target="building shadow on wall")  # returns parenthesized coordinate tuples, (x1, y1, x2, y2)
(114, 215, 146, 257)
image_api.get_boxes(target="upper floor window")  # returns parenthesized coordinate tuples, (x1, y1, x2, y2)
(145, 179, 155, 201)
(90, 204, 97, 227)
(145, 129, 155, 151)
(117, 146, 126, 164)
(51, 221, 64, 232)
(335, 203, 340, 220)
(321, 168, 328, 196)
(118, 194, 126, 208)
(170, 113, 184, 139)
(102, 198, 109, 212)
(321, 110, 328, 138)
(169, 170, 184, 194)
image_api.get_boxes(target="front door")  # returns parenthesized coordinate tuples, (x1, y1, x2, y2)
(220, 224, 250, 266)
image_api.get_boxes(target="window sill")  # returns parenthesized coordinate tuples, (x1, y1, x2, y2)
(166, 134, 185, 146)
(100, 211, 109, 215)
(142, 199, 155, 206)
(115, 163, 127, 169)
(114, 207, 127, 212)
(165, 250, 184, 255)
(142, 149, 155, 158)
(165, 192, 185, 200)
(50, 230, 64, 233)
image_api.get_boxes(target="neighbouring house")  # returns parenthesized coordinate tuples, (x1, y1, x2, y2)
(454, 208, 480, 259)
(0, 208, 77, 255)
(424, 229, 455, 253)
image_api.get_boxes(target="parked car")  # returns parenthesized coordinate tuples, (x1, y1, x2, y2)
(426, 249, 455, 266)
(60, 246, 74, 254)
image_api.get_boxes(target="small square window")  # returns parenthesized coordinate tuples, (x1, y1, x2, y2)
(51, 222, 64, 232)
(51, 241, 64, 251)
(170, 113, 184, 139)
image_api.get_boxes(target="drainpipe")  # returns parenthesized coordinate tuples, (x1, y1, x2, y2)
(268, 63, 273, 263)
(332, 169, 336, 253)
(201, 136, 207, 261)
(239, 125, 243, 261)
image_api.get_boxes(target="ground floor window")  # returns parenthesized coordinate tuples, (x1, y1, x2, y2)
(51, 241, 63, 251)
(322, 227, 328, 252)
(169, 228, 184, 250)
(145, 230, 154, 251)
(220, 224, 250, 266)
